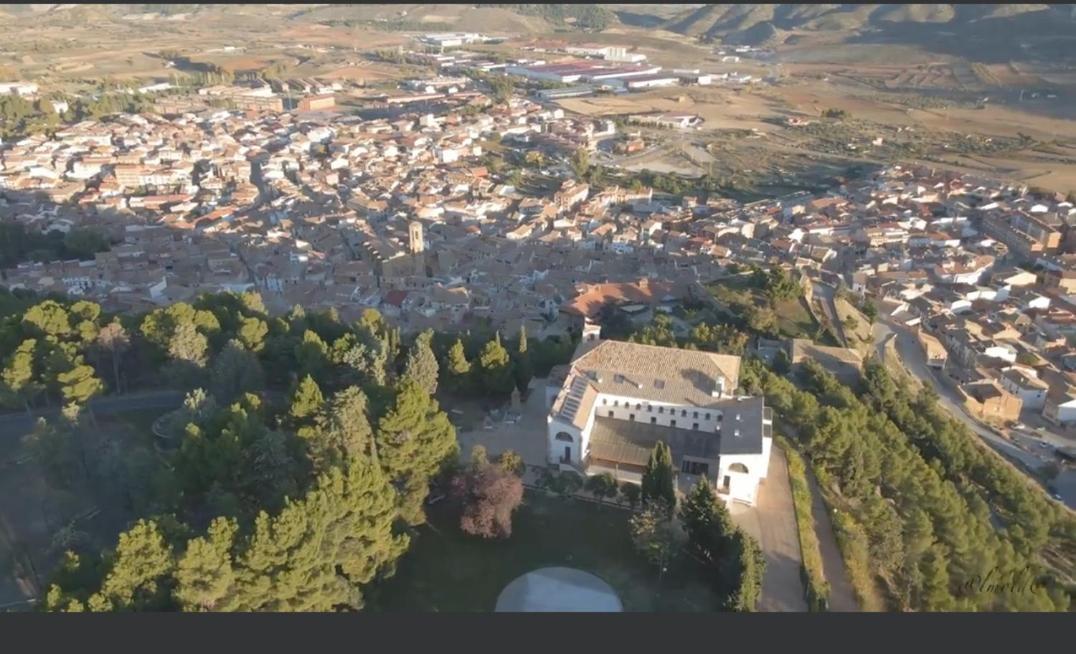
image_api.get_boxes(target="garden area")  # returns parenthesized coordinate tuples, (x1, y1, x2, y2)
(704, 270, 828, 343)
(366, 492, 723, 612)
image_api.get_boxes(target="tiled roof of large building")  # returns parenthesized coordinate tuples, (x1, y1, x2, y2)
(570, 339, 741, 406)
(587, 395, 766, 464)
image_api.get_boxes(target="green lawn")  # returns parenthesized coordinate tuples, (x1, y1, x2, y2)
(366, 492, 724, 612)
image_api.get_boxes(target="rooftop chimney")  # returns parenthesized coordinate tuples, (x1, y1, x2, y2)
(711, 375, 727, 398)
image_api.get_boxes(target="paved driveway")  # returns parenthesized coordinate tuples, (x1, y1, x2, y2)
(730, 445, 808, 612)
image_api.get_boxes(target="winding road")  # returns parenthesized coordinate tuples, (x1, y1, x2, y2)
(873, 316, 1076, 510)
(0, 391, 184, 446)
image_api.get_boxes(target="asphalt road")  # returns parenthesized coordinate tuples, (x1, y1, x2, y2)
(0, 391, 184, 444)
(812, 282, 848, 346)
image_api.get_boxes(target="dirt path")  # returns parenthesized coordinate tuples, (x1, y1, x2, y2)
(804, 468, 860, 612)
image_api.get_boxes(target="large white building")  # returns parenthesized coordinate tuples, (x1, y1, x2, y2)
(546, 323, 773, 506)
(0, 82, 38, 97)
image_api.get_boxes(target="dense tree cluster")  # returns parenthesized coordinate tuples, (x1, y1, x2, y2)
(632, 442, 765, 611)
(1, 299, 112, 415)
(742, 358, 1073, 611)
(680, 480, 766, 611)
(432, 325, 569, 400)
(45, 458, 407, 612)
(9, 291, 464, 612)
(0, 90, 152, 141)
(626, 313, 752, 357)
(0, 223, 112, 272)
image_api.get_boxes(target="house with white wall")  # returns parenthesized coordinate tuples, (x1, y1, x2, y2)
(999, 367, 1049, 410)
(545, 322, 773, 506)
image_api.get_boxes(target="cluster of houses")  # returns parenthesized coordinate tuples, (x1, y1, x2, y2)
(1, 78, 1074, 434)
(821, 167, 1076, 429)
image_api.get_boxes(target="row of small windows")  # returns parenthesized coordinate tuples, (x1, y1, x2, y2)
(602, 398, 719, 421)
(606, 410, 709, 432)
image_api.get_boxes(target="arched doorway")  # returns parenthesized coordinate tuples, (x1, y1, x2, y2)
(555, 432, 574, 463)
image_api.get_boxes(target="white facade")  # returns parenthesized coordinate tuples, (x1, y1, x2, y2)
(1045, 394, 1076, 426)
(545, 326, 772, 506)
(999, 368, 1048, 410)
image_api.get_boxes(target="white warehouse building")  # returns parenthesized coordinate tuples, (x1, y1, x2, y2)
(545, 322, 773, 506)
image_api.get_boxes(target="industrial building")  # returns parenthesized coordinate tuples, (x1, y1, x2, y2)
(535, 85, 597, 101)
(624, 74, 681, 90)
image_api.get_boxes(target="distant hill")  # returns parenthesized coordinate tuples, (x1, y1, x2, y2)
(656, 3, 1072, 40)
(652, 3, 1076, 61)
(3, 4, 1074, 63)
(724, 21, 786, 48)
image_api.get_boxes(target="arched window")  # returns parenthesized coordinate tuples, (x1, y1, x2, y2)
(729, 462, 749, 474)
(555, 432, 574, 443)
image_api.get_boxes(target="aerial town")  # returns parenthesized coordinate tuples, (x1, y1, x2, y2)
(3, 82, 1073, 439)
(0, 5, 1074, 619)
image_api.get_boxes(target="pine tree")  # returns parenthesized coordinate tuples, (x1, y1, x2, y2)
(477, 334, 514, 396)
(240, 291, 267, 316)
(289, 375, 324, 423)
(375, 379, 458, 525)
(22, 300, 72, 338)
(311, 386, 375, 470)
(211, 339, 265, 402)
(444, 338, 471, 393)
(174, 517, 238, 611)
(641, 441, 676, 508)
(401, 329, 439, 395)
(294, 329, 329, 381)
(920, 544, 955, 611)
(95, 321, 129, 392)
(237, 316, 268, 353)
(221, 459, 408, 611)
(1, 339, 42, 414)
(89, 519, 176, 611)
(168, 321, 208, 367)
(57, 361, 104, 407)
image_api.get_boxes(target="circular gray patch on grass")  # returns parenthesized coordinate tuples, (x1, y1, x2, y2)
(495, 567, 623, 612)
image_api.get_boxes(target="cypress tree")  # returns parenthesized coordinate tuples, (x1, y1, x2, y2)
(477, 334, 514, 396)
(401, 329, 439, 396)
(444, 338, 471, 393)
(513, 324, 533, 393)
(641, 441, 676, 508)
